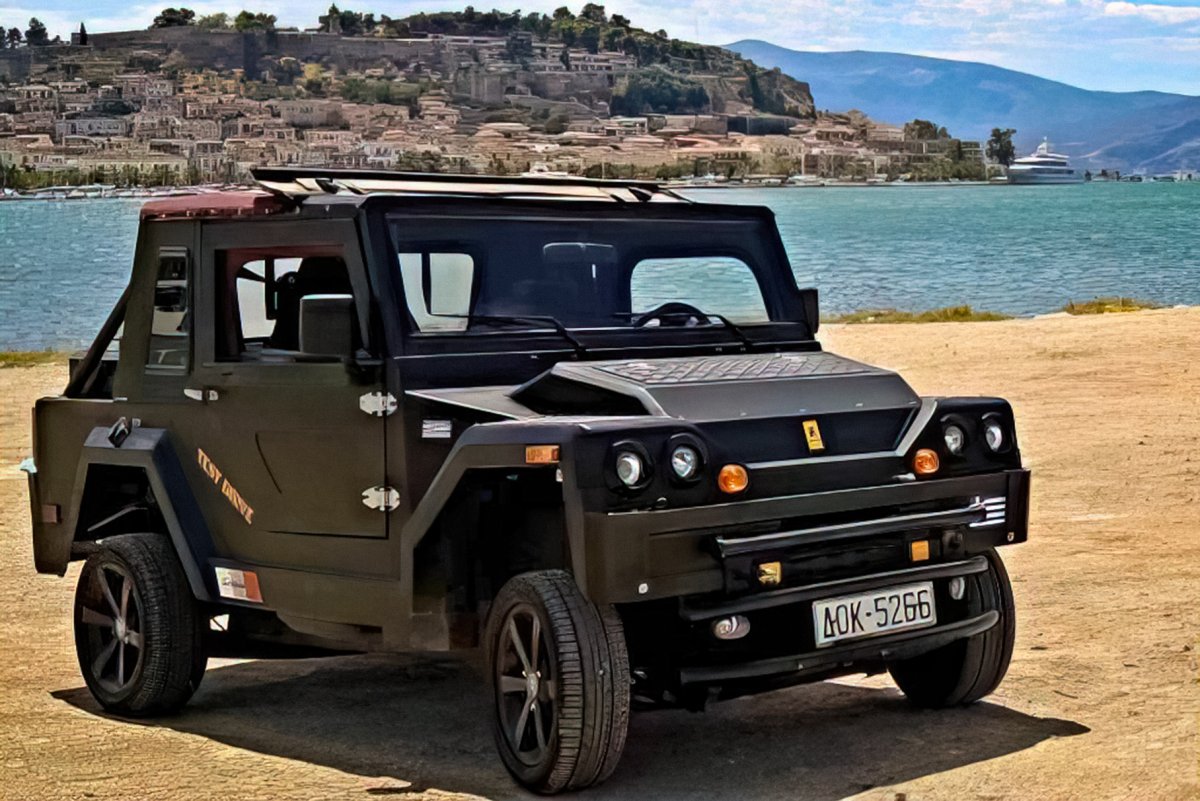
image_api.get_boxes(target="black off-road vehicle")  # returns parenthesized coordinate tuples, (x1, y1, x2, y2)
(25, 169, 1029, 793)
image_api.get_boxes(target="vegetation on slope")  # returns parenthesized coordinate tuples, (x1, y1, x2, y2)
(0, 351, 68, 368)
(1060, 297, 1162, 314)
(824, 305, 1012, 324)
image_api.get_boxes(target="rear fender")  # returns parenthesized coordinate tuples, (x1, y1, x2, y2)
(69, 425, 216, 602)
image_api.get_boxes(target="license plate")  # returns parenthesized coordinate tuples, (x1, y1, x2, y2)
(813, 582, 936, 647)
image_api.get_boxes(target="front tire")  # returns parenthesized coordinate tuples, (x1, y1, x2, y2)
(485, 570, 630, 794)
(888, 548, 1015, 707)
(74, 533, 207, 716)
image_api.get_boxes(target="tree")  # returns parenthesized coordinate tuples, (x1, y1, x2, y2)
(611, 70, 710, 114)
(903, 119, 940, 141)
(24, 18, 49, 46)
(234, 11, 276, 31)
(986, 127, 1017, 166)
(196, 13, 231, 29)
(578, 23, 600, 54)
(302, 62, 326, 94)
(152, 8, 196, 28)
(552, 6, 574, 20)
(78, 23, 88, 45)
(580, 3, 608, 23)
(4, 28, 20, 49)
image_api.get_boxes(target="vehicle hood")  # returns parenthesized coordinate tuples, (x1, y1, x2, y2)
(508, 351, 919, 422)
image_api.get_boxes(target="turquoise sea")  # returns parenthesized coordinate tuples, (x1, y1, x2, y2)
(1, 183, 1197, 351)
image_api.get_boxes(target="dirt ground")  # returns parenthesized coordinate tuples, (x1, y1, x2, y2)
(1, 308, 1198, 801)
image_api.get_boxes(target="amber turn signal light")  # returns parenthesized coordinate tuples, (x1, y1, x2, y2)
(756, 561, 782, 586)
(525, 445, 560, 464)
(717, 464, 749, 494)
(909, 540, 931, 562)
(913, 448, 940, 476)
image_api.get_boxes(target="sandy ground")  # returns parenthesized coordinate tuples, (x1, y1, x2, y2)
(1, 308, 1198, 801)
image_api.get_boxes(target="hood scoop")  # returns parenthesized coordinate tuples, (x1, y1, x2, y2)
(512, 351, 919, 421)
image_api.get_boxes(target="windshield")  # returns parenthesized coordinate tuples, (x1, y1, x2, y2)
(388, 213, 794, 334)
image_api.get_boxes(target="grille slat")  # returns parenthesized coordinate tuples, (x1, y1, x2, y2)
(596, 352, 876, 385)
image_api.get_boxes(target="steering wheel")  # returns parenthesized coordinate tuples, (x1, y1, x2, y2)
(634, 302, 712, 328)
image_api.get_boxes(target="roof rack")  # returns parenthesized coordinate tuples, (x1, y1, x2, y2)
(250, 166, 684, 204)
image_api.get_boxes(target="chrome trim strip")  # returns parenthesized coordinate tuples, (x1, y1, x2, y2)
(715, 501, 987, 556)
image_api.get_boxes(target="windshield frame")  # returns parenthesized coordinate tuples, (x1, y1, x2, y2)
(370, 196, 818, 358)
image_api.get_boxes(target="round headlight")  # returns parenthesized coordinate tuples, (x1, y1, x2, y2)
(615, 451, 645, 487)
(943, 424, 966, 454)
(670, 445, 701, 480)
(984, 420, 1005, 452)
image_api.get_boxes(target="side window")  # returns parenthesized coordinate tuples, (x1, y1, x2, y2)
(147, 249, 189, 369)
(233, 257, 303, 341)
(215, 249, 351, 360)
(398, 251, 474, 332)
(630, 256, 769, 323)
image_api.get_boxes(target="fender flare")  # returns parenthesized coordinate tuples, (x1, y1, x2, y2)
(70, 425, 216, 603)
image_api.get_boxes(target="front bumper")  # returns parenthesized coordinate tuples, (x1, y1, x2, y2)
(582, 469, 1030, 604)
(676, 555, 996, 684)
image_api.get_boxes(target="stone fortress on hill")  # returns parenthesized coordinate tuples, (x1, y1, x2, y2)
(0, 7, 987, 187)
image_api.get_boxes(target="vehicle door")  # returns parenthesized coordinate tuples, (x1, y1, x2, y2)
(184, 219, 389, 571)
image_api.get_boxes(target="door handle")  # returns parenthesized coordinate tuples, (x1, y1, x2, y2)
(184, 388, 220, 402)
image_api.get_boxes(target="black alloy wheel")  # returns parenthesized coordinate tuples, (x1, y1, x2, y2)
(495, 603, 558, 767)
(78, 559, 146, 696)
(486, 570, 630, 794)
(74, 533, 207, 716)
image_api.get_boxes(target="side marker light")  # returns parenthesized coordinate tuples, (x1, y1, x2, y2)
(214, 567, 262, 603)
(525, 445, 560, 464)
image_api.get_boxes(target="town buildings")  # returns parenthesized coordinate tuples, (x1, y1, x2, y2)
(0, 27, 984, 186)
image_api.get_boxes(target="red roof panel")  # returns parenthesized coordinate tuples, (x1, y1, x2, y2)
(140, 191, 285, 220)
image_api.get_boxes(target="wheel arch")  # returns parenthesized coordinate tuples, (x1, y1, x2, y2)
(413, 467, 571, 613)
(68, 425, 217, 603)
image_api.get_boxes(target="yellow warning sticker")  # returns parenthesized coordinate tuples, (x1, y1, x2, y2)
(803, 419, 825, 452)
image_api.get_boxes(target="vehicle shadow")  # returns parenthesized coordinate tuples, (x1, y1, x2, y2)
(53, 652, 1088, 801)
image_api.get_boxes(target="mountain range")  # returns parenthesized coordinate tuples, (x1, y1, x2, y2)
(726, 40, 1200, 172)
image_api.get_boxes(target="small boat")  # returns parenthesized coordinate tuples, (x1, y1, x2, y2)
(1007, 139, 1084, 184)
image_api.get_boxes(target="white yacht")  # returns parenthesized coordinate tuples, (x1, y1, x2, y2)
(1007, 139, 1084, 184)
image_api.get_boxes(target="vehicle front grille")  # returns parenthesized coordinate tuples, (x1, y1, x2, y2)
(970, 496, 1006, 528)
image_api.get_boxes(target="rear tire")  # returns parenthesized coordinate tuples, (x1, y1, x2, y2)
(485, 570, 630, 794)
(887, 548, 1015, 707)
(74, 533, 207, 716)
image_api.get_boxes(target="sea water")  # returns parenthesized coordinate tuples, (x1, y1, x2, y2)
(1, 183, 1197, 351)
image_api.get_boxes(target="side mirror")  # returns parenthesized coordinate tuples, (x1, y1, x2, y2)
(299, 294, 357, 359)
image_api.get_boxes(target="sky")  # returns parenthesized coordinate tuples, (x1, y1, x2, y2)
(1, 0, 1198, 94)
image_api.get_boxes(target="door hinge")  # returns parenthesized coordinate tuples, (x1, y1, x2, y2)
(359, 391, 398, 417)
(362, 486, 400, 511)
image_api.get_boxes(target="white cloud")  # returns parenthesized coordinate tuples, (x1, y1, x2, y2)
(1103, 1, 1200, 24)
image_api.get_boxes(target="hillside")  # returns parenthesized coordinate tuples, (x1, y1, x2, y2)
(726, 40, 1200, 171)
(313, 8, 815, 118)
